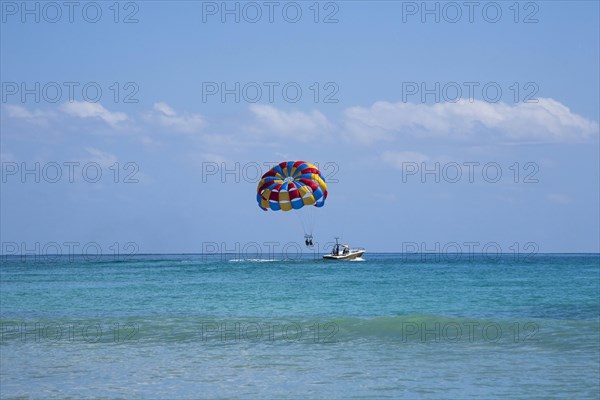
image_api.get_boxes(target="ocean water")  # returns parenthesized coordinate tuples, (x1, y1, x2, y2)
(1, 253, 599, 399)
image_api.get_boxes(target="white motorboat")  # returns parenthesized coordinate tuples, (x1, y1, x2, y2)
(323, 237, 365, 260)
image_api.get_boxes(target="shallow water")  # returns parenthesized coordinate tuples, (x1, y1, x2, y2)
(1, 254, 599, 399)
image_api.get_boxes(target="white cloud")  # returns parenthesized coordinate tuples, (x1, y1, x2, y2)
(84, 147, 118, 168)
(151, 102, 205, 133)
(153, 102, 177, 117)
(61, 101, 127, 127)
(8, 98, 596, 151)
(5, 105, 54, 123)
(344, 98, 599, 143)
(500, 99, 598, 141)
(248, 104, 334, 141)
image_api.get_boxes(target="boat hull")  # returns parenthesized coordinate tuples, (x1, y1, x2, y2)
(322, 250, 365, 260)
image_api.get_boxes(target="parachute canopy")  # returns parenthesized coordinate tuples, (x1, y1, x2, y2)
(257, 161, 328, 211)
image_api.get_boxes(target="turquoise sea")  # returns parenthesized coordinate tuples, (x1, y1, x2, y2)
(1, 253, 599, 399)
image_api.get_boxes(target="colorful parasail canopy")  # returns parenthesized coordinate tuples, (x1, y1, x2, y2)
(257, 161, 328, 211)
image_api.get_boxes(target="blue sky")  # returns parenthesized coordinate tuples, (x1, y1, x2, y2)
(1, 1, 599, 254)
